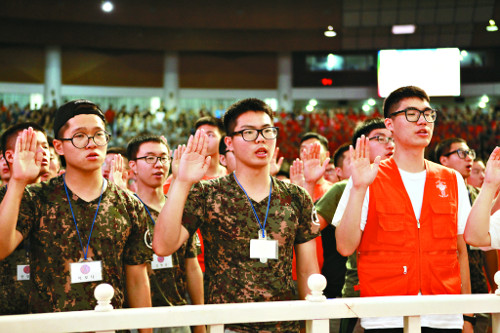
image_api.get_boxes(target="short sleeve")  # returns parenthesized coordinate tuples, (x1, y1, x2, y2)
(181, 181, 208, 236)
(184, 232, 201, 258)
(315, 181, 347, 222)
(293, 185, 320, 244)
(454, 170, 471, 235)
(16, 187, 39, 239)
(123, 199, 152, 266)
(489, 210, 500, 249)
(332, 178, 370, 230)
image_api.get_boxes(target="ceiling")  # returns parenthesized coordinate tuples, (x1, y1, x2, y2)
(0, 0, 499, 53)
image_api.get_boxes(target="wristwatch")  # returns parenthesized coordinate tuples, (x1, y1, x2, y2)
(463, 314, 477, 326)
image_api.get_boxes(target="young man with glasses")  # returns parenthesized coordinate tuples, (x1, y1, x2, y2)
(0, 122, 50, 315)
(153, 98, 319, 333)
(0, 100, 152, 332)
(127, 134, 204, 333)
(312, 117, 395, 333)
(334, 86, 473, 333)
(435, 138, 498, 333)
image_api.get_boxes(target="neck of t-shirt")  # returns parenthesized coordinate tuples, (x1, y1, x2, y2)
(135, 185, 165, 212)
(63, 168, 105, 202)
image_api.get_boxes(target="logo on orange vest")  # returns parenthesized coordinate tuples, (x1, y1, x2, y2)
(435, 180, 448, 198)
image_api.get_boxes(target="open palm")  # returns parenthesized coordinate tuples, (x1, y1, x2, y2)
(176, 129, 211, 183)
(349, 136, 380, 188)
(12, 128, 42, 184)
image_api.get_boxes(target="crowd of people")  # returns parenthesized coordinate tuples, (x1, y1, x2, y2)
(1, 98, 499, 170)
(0, 87, 499, 333)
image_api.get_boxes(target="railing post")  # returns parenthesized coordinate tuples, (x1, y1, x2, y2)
(94, 283, 115, 333)
(305, 274, 329, 333)
(493, 272, 500, 333)
(207, 324, 225, 333)
(403, 316, 421, 333)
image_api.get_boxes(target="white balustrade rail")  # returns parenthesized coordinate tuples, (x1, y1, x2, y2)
(2, 273, 500, 333)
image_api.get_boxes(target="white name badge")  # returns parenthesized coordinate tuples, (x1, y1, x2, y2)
(17, 264, 30, 281)
(70, 260, 103, 284)
(250, 239, 279, 263)
(151, 254, 173, 270)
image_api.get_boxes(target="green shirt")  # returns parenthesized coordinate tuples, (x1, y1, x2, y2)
(16, 176, 151, 313)
(141, 200, 200, 307)
(182, 174, 319, 333)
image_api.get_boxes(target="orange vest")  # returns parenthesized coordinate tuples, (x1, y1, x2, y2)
(358, 158, 461, 297)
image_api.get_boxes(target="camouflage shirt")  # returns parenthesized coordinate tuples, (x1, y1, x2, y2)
(139, 199, 200, 307)
(0, 186, 30, 315)
(16, 176, 151, 313)
(182, 174, 319, 333)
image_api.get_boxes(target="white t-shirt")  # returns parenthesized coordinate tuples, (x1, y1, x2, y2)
(332, 168, 471, 329)
(488, 210, 500, 249)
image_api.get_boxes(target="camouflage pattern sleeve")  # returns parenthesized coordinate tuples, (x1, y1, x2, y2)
(181, 181, 208, 236)
(123, 193, 153, 266)
(16, 185, 40, 239)
(184, 232, 201, 258)
(289, 183, 320, 244)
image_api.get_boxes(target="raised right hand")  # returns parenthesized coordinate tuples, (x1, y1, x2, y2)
(11, 127, 42, 185)
(176, 129, 211, 184)
(484, 146, 500, 190)
(349, 135, 380, 189)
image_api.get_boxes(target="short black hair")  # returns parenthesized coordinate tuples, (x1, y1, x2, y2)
(333, 143, 350, 169)
(300, 132, 329, 151)
(383, 86, 430, 118)
(351, 118, 386, 147)
(194, 116, 224, 135)
(126, 135, 170, 161)
(223, 98, 274, 135)
(1, 122, 46, 164)
(219, 136, 229, 155)
(434, 138, 466, 164)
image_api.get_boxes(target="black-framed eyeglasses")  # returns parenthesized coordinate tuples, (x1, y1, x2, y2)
(59, 130, 110, 149)
(230, 127, 279, 142)
(443, 148, 476, 160)
(389, 107, 437, 123)
(135, 155, 170, 165)
(368, 136, 394, 144)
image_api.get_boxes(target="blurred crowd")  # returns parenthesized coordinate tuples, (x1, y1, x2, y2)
(1, 99, 499, 167)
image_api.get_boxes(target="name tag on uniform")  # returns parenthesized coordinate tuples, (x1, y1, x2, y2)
(151, 254, 173, 270)
(70, 260, 103, 284)
(250, 239, 278, 263)
(17, 264, 30, 281)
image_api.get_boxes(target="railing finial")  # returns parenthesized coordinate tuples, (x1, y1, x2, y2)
(306, 273, 327, 302)
(495, 271, 500, 296)
(94, 283, 115, 311)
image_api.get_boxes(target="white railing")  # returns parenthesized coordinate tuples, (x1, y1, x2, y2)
(2, 274, 500, 333)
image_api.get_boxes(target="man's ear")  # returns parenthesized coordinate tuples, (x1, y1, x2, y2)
(5, 150, 14, 164)
(439, 155, 448, 166)
(384, 118, 394, 133)
(219, 155, 227, 167)
(129, 160, 137, 175)
(224, 136, 233, 151)
(53, 139, 64, 156)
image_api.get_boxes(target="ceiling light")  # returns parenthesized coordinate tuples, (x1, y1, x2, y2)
(367, 98, 376, 106)
(392, 24, 416, 35)
(486, 19, 498, 32)
(308, 99, 318, 107)
(324, 26, 337, 37)
(481, 95, 489, 103)
(306, 105, 314, 112)
(362, 104, 371, 112)
(101, 1, 114, 12)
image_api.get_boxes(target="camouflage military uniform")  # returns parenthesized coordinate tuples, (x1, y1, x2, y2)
(141, 201, 200, 307)
(0, 186, 30, 315)
(15, 176, 150, 313)
(182, 174, 319, 333)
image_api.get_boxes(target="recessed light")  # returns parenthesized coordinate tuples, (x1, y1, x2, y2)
(392, 25, 416, 35)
